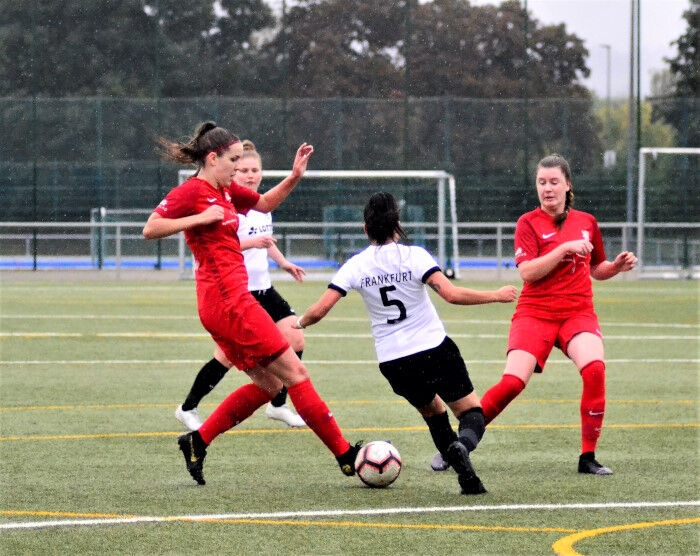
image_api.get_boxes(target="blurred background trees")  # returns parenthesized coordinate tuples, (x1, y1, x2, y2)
(0, 0, 696, 223)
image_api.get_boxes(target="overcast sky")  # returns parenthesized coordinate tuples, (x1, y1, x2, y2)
(469, 0, 691, 99)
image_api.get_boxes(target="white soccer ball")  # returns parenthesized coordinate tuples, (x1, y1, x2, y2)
(354, 440, 402, 488)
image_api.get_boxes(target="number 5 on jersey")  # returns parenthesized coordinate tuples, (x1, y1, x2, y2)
(380, 285, 407, 324)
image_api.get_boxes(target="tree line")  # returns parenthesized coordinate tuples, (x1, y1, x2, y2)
(3, 1, 696, 143)
(3, 0, 593, 99)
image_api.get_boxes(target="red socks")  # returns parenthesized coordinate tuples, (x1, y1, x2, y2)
(199, 383, 271, 445)
(580, 360, 606, 454)
(480, 374, 526, 425)
(479, 361, 606, 454)
(196, 378, 350, 459)
(287, 378, 351, 457)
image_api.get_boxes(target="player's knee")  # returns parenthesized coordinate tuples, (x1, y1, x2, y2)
(291, 337, 305, 353)
(580, 360, 606, 407)
(580, 360, 605, 384)
(288, 361, 310, 383)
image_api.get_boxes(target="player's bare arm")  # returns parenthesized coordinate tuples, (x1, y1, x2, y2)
(142, 206, 223, 240)
(427, 272, 517, 305)
(294, 289, 342, 328)
(255, 143, 314, 213)
(240, 236, 276, 250)
(590, 251, 638, 280)
(518, 239, 592, 283)
(264, 243, 305, 282)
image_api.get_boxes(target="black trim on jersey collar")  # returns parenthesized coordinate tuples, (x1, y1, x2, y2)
(422, 266, 441, 283)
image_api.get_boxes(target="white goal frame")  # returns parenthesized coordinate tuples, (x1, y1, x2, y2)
(637, 147, 700, 278)
(178, 169, 461, 278)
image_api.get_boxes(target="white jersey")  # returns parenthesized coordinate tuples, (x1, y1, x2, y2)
(330, 242, 446, 363)
(237, 210, 273, 291)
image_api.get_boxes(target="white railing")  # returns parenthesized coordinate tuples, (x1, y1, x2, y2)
(1, 221, 698, 279)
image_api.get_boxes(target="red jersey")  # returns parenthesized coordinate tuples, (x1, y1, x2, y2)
(154, 177, 260, 308)
(513, 207, 606, 319)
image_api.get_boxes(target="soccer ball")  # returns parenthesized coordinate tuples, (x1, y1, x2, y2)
(354, 440, 402, 488)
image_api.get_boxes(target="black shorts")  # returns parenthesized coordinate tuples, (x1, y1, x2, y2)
(250, 287, 296, 323)
(378, 336, 474, 409)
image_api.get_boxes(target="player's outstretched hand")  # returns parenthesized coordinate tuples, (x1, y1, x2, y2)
(253, 236, 276, 249)
(291, 143, 314, 178)
(614, 251, 638, 272)
(496, 285, 518, 303)
(280, 260, 306, 282)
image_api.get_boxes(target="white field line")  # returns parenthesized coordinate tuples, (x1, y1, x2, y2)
(3, 284, 696, 294)
(1, 501, 698, 531)
(2, 315, 698, 329)
(1, 332, 697, 341)
(0, 359, 698, 366)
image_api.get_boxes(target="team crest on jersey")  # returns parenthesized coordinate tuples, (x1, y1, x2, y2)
(582, 230, 590, 241)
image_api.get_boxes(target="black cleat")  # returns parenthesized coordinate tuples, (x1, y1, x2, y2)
(336, 441, 363, 476)
(446, 440, 487, 495)
(459, 474, 488, 495)
(178, 432, 207, 485)
(578, 452, 613, 475)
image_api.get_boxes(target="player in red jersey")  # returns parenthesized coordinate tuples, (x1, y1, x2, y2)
(478, 154, 637, 476)
(143, 121, 359, 485)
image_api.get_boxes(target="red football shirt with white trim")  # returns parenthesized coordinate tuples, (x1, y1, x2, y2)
(513, 207, 606, 319)
(154, 177, 259, 307)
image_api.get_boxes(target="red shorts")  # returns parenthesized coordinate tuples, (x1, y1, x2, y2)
(198, 292, 290, 371)
(507, 312, 602, 372)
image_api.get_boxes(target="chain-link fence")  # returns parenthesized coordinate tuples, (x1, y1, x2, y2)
(3, 96, 697, 225)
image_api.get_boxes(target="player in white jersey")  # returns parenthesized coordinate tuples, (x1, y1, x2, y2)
(175, 140, 306, 430)
(294, 192, 517, 495)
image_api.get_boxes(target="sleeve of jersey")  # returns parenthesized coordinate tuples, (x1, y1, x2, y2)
(228, 182, 261, 215)
(153, 181, 196, 218)
(514, 216, 537, 265)
(589, 217, 607, 266)
(411, 246, 441, 283)
(328, 261, 353, 297)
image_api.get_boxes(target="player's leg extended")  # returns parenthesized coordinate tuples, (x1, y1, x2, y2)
(267, 348, 355, 467)
(479, 350, 534, 424)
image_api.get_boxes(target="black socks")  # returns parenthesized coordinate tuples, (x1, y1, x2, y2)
(269, 350, 303, 408)
(182, 358, 229, 411)
(424, 411, 459, 456)
(457, 407, 486, 452)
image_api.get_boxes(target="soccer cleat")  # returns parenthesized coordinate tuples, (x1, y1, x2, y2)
(446, 440, 487, 495)
(430, 451, 451, 471)
(177, 432, 207, 485)
(578, 452, 613, 475)
(175, 405, 203, 431)
(336, 441, 363, 476)
(265, 403, 306, 428)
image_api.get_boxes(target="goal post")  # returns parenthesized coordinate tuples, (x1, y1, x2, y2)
(637, 147, 700, 278)
(177, 169, 461, 278)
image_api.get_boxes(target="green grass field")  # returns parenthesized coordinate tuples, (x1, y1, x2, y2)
(1, 275, 698, 555)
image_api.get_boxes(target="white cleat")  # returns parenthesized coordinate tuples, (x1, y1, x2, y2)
(430, 451, 451, 471)
(175, 405, 203, 431)
(265, 403, 306, 428)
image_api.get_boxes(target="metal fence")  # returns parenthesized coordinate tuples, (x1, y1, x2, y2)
(2, 221, 697, 280)
(2, 96, 697, 225)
